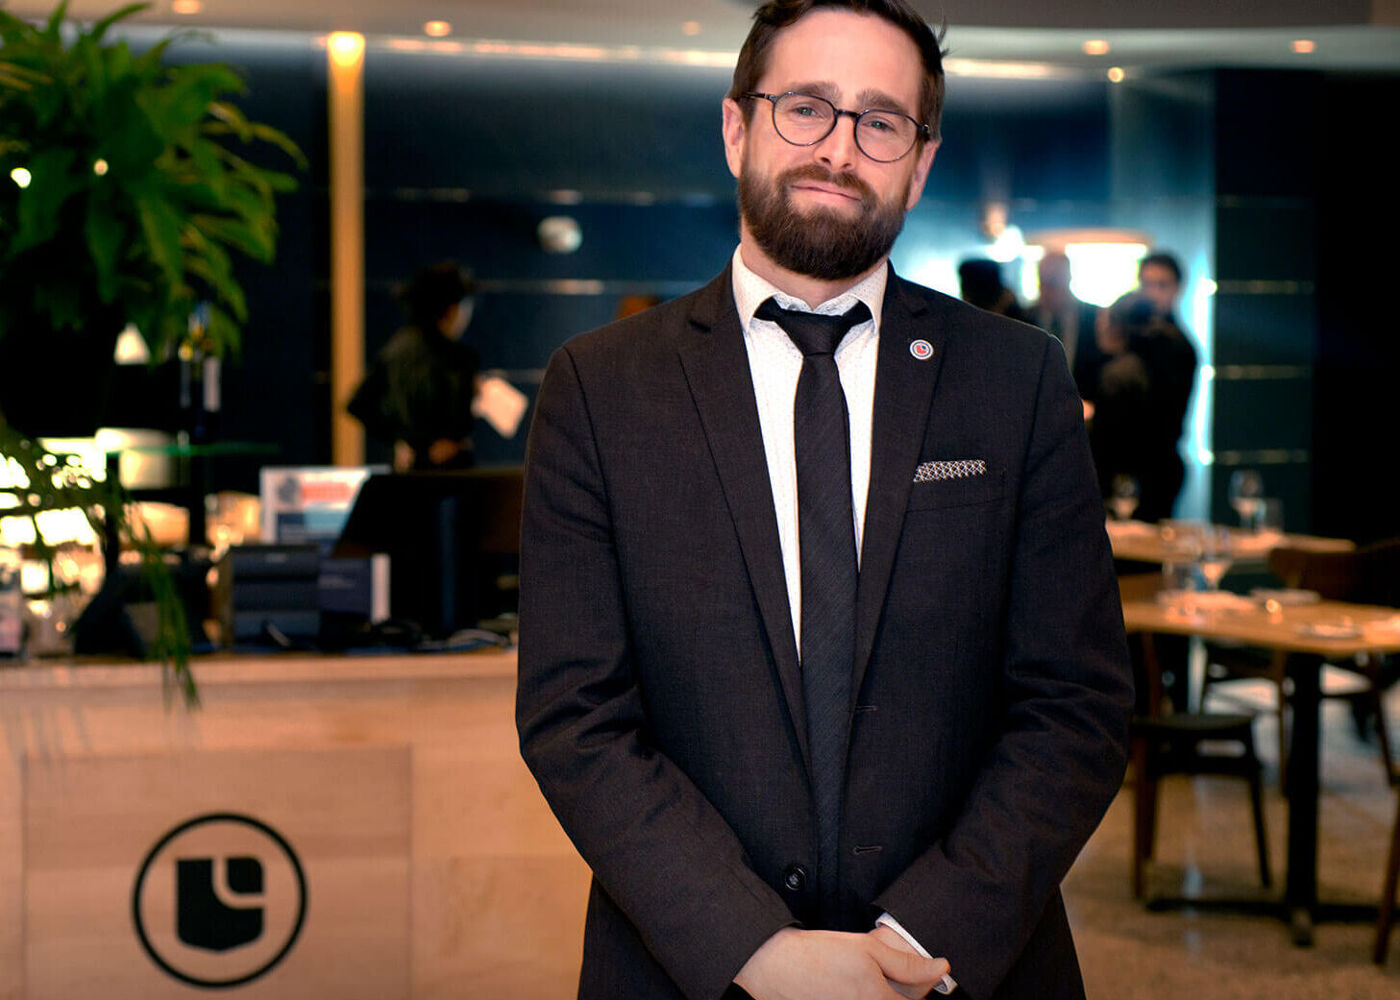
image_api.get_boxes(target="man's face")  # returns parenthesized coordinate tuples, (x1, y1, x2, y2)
(722, 10, 938, 284)
(1138, 262, 1180, 316)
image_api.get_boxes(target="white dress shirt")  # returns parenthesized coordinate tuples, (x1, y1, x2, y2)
(731, 247, 883, 652)
(730, 248, 956, 995)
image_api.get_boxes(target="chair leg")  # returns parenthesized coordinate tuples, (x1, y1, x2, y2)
(1375, 793, 1400, 964)
(1369, 686, 1397, 787)
(1248, 766, 1271, 889)
(1131, 737, 1156, 899)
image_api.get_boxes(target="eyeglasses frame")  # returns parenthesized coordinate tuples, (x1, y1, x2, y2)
(742, 91, 931, 164)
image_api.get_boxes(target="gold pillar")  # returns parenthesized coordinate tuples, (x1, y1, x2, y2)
(328, 32, 366, 466)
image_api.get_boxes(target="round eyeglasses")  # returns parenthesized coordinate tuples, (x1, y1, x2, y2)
(744, 91, 930, 164)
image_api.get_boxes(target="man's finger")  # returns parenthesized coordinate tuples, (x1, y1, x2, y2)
(871, 938, 950, 985)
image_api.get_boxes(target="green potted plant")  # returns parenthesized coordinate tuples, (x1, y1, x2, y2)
(0, 1, 304, 700)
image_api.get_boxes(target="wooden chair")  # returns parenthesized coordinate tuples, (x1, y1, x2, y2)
(1201, 538, 1400, 787)
(1129, 631, 1271, 899)
(1377, 788, 1400, 964)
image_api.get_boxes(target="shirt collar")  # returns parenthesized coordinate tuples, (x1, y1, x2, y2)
(731, 247, 886, 332)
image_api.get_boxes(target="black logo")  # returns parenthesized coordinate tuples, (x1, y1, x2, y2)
(132, 813, 308, 988)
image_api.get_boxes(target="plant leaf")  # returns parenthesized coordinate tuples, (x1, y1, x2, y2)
(84, 195, 127, 303)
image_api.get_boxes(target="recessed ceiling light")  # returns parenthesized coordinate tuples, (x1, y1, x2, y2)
(327, 31, 365, 66)
(1082, 39, 1110, 56)
(1292, 39, 1316, 54)
(1107, 67, 1125, 83)
(681, 21, 701, 36)
(171, 0, 202, 14)
(424, 20, 451, 38)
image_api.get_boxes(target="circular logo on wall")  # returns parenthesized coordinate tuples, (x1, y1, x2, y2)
(131, 813, 308, 989)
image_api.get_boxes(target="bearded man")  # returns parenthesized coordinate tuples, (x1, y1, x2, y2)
(516, 3, 1133, 998)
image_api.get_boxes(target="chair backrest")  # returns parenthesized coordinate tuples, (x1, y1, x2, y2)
(1268, 537, 1400, 608)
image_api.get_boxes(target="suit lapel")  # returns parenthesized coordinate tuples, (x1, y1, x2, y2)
(853, 271, 945, 700)
(676, 268, 810, 764)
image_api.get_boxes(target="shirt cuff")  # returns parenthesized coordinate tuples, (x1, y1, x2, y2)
(875, 912, 958, 994)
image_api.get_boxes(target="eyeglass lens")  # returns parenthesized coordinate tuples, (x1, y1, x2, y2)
(769, 93, 918, 162)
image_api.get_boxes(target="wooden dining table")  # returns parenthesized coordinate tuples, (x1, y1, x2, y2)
(1120, 593, 1400, 944)
(1107, 520, 1353, 566)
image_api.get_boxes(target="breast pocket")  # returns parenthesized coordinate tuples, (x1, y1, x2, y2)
(906, 466, 1005, 511)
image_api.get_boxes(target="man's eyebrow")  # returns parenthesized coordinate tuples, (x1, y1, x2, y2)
(783, 81, 917, 118)
(785, 80, 840, 103)
(855, 88, 916, 117)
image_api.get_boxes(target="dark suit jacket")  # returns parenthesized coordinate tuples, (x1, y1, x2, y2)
(516, 266, 1133, 1000)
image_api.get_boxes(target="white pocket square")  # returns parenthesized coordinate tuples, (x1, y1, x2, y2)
(913, 459, 986, 483)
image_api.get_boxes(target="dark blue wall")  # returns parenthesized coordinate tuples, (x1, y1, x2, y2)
(151, 39, 1116, 481)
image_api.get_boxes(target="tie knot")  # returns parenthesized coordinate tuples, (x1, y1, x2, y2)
(755, 298, 872, 357)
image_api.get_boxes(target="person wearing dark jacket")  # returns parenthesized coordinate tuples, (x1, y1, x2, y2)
(1090, 292, 1197, 522)
(349, 262, 479, 471)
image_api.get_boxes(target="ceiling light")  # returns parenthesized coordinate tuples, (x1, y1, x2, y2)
(1292, 39, 1316, 54)
(10, 167, 31, 189)
(171, 0, 202, 13)
(1082, 39, 1110, 56)
(327, 31, 366, 67)
(1107, 67, 1125, 83)
(424, 20, 451, 38)
(681, 21, 701, 36)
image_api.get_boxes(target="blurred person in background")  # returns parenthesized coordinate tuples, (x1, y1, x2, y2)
(1137, 251, 1185, 328)
(956, 257, 1027, 321)
(1090, 292, 1197, 522)
(349, 261, 479, 471)
(1030, 251, 1104, 403)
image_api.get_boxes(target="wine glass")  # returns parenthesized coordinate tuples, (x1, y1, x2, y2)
(1108, 474, 1140, 521)
(1228, 469, 1264, 530)
(1198, 527, 1233, 591)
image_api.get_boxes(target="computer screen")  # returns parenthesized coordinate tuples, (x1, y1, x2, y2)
(329, 467, 522, 638)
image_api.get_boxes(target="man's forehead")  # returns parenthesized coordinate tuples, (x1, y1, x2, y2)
(759, 10, 923, 113)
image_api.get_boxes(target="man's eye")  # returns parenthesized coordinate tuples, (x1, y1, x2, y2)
(860, 113, 900, 133)
(785, 100, 830, 119)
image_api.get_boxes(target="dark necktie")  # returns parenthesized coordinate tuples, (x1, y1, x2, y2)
(754, 295, 871, 917)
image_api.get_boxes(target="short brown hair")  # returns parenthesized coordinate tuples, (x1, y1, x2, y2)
(727, 0, 946, 143)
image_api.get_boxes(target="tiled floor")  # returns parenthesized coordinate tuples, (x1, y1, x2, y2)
(1065, 676, 1400, 997)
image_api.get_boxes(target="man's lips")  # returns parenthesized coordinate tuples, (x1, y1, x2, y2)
(789, 181, 861, 203)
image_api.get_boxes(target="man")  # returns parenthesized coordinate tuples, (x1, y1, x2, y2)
(1136, 251, 1185, 327)
(1030, 252, 1103, 402)
(517, 3, 1133, 998)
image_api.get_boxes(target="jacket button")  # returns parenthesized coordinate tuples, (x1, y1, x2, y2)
(782, 864, 807, 892)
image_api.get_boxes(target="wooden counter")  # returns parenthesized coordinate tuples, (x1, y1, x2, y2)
(0, 650, 589, 999)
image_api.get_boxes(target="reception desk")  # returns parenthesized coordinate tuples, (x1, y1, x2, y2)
(0, 650, 589, 999)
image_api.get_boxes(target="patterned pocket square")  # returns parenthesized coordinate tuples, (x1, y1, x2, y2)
(913, 459, 987, 483)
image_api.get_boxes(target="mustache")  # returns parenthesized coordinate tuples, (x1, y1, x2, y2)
(778, 165, 876, 205)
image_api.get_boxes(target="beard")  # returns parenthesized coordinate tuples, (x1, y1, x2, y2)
(739, 162, 910, 282)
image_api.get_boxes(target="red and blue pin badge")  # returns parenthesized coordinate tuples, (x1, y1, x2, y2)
(909, 339, 934, 361)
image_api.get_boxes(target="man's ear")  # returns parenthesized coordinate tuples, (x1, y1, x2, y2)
(904, 138, 939, 210)
(721, 98, 747, 180)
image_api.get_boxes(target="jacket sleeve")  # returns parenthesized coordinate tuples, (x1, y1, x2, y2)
(515, 345, 796, 1000)
(874, 338, 1135, 998)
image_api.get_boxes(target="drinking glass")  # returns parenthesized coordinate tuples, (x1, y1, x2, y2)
(1160, 559, 1201, 619)
(1108, 474, 1140, 521)
(1255, 498, 1284, 540)
(1228, 469, 1264, 529)
(1198, 527, 1233, 591)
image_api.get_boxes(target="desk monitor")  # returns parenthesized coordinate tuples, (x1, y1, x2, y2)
(260, 465, 384, 552)
(330, 468, 522, 639)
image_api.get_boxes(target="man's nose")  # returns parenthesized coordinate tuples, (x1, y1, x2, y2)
(815, 111, 860, 172)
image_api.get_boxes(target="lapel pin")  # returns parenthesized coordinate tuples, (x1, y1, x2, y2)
(909, 339, 933, 361)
